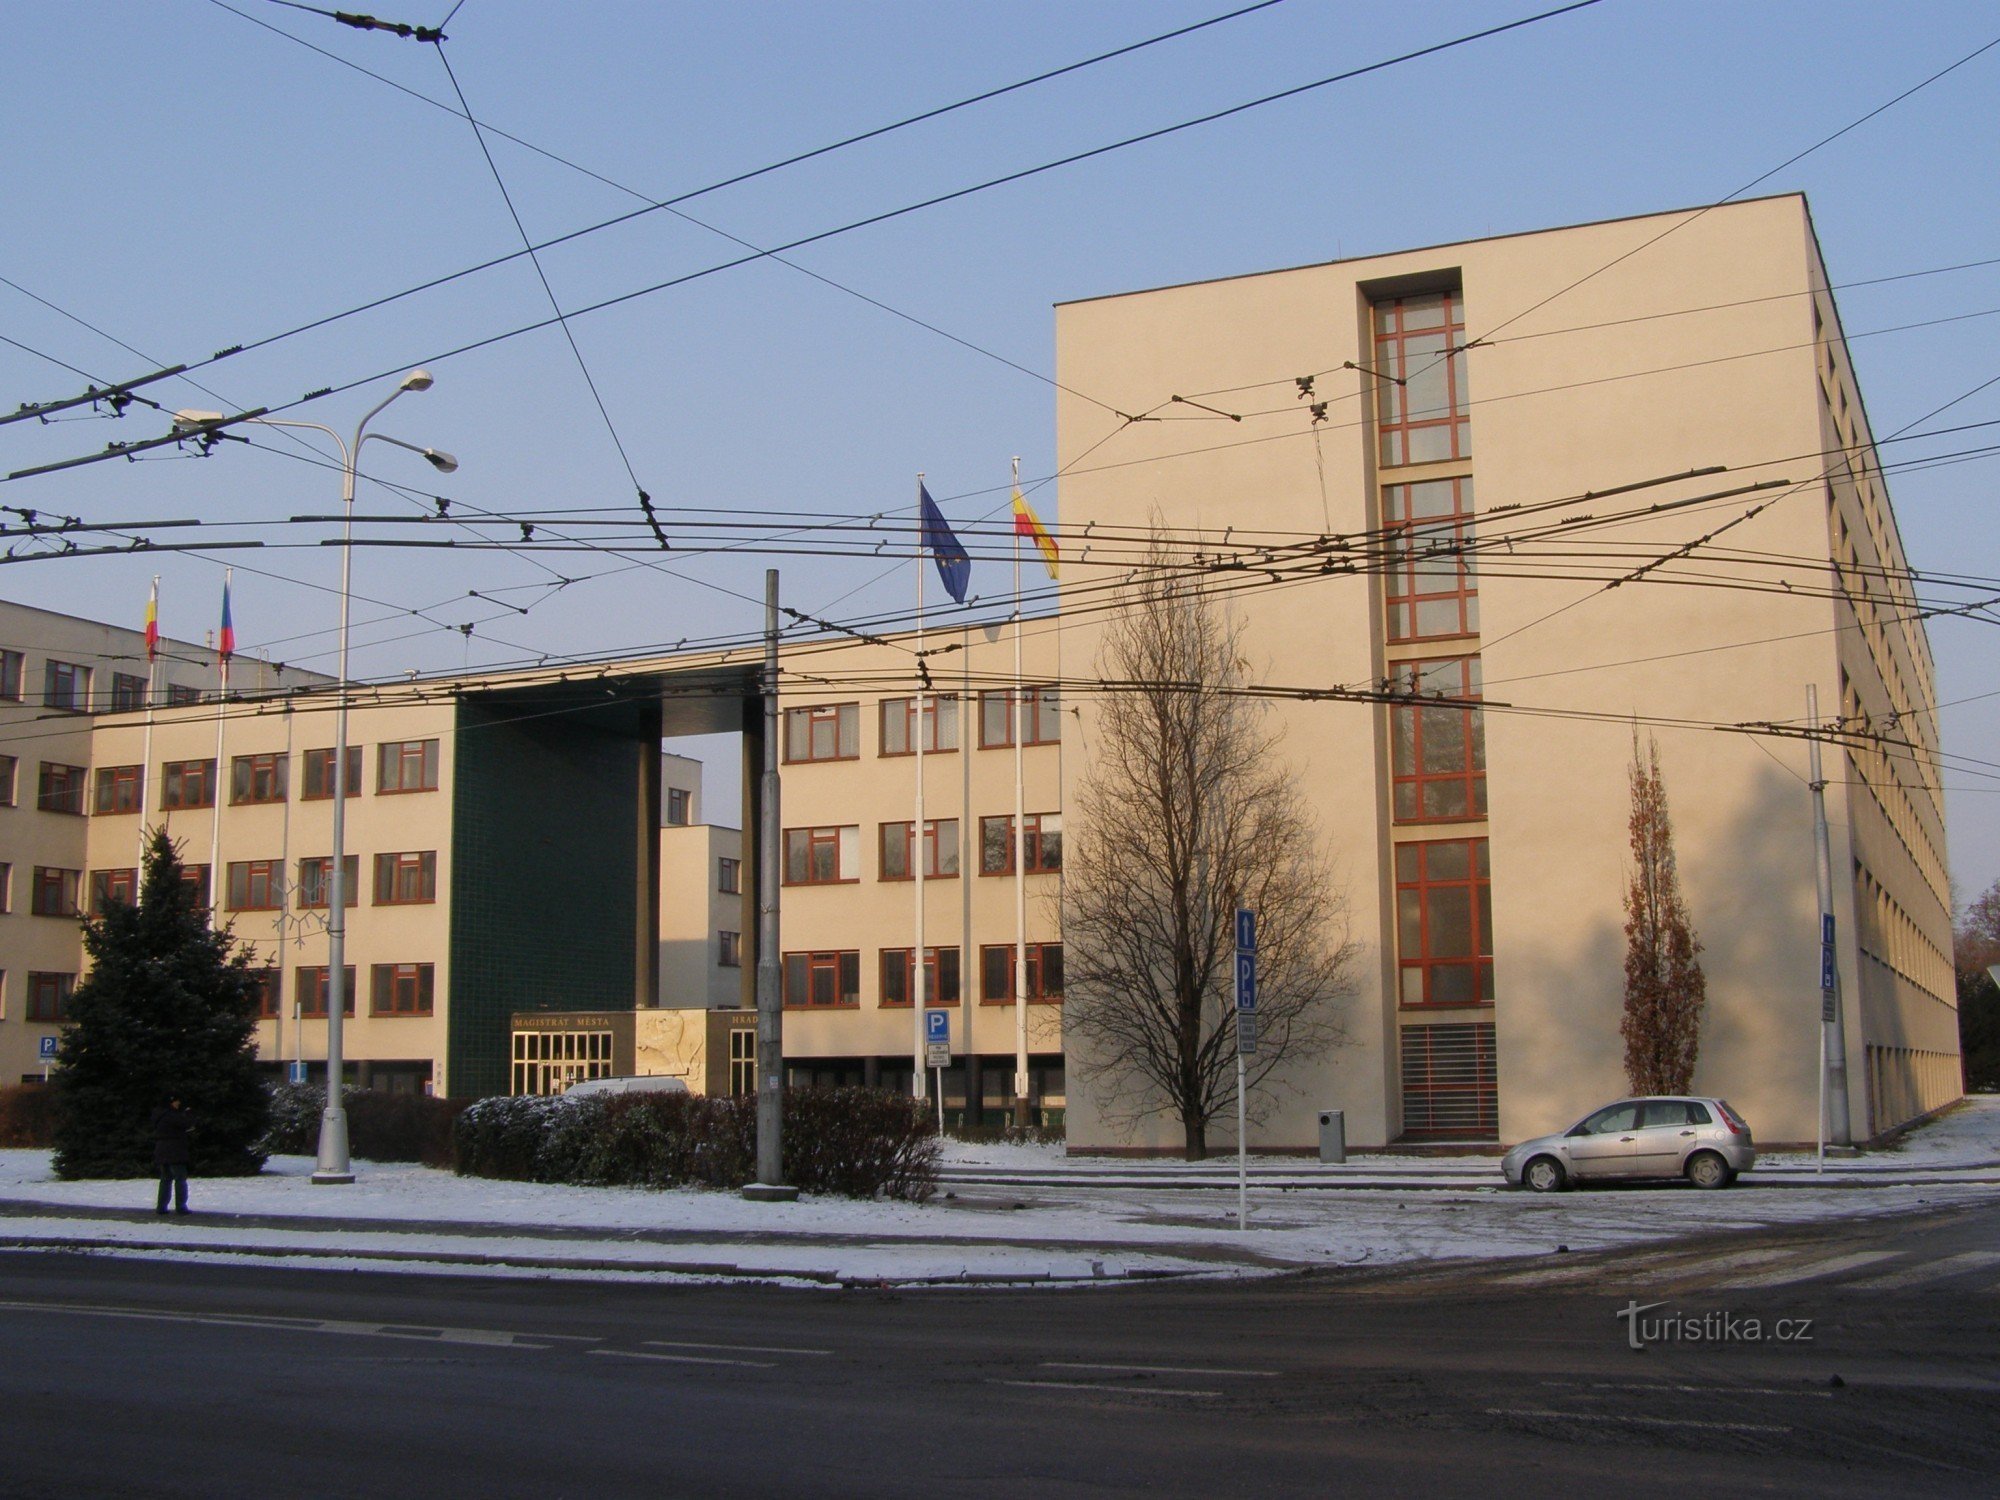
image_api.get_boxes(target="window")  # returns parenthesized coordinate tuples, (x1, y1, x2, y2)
(783, 825, 859, 885)
(1384, 477, 1479, 642)
(43, 659, 90, 712)
(666, 787, 692, 826)
(93, 765, 144, 816)
(253, 967, 283, 1019)
(1399, 1022, 1496, 1141)
(166, 682, 204, 707)
(111, 673, 148, 712)
(979, 813, 1062, 875)
(30, 867, 79, 918)
(879, 695, 958, 756)
(718, 930, 742, 967)
(0, 863, 10, 912)
(161, 759, 216, 810)
(231, 753, 288, 805)
(1575, 1102, 1640, 1137)
(37, 763, 86, 815)
(980, 687, 1062, 748)
(296, 855, 360, 909)
(181, 865, 211, 909)
(717, 856, 741, 894)
(226, 859, 284, 912)
(1389, 658, 1485, 823)
(1639, 1099, 1710, 1128)
(296, 965, 357, 1018)
(373, 850, 437, 905)
(0, 754, 14, 805)
(1373, 290, 1471, 466)
(27, 972, 75, 1023)
(783, 703, 859, 763)
(301, 746, 361, 800)
(879, 819, 959, 880)
(0, 649, 21, 700)
(90, 868, 138, 913)
(880, 947, 960, 1007)
(728, 1027, 757, 1096)
(370, 962, 434, 1016)
(378, 739, 439, 794)
(782, 950, 860, 1008)
(1395, 838, 1493, 1006)
(981, 942, 1063, 1003)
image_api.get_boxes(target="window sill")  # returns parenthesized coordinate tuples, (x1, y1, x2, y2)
(376, 787, 437, 797)
(782, 878, 860, 888)
(782, 1002, 860, 1012)
(781, 755, 860, 767)
(979, 996, 1062, 1006)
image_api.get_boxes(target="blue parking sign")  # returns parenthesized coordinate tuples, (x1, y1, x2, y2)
(924, 1009, 950, 1046)
(1236, 951, 1257, 1013)
(37, 1036, 58, 1061)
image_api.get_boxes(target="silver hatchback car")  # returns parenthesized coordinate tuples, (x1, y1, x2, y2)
(1502, 1096, 1755, 1191)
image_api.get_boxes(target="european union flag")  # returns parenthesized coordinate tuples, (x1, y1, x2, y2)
(918, 483, 971, 604)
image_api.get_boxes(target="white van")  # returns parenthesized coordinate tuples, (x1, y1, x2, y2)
(562, 1075, 690, 1098)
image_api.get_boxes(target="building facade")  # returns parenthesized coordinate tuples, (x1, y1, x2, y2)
(1052, 193, 1957, 1150)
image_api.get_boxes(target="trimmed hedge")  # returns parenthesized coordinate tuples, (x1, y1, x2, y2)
(453, 1086, 938, 1201)
(261, 1083, 466, 1168)
(0, 1085, 57, 1148)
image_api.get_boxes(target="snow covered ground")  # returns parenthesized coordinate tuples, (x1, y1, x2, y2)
(0, 1097, 1993, 1287)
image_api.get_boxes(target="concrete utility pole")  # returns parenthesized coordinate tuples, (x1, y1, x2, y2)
(747, 569, 794, 1200)
(1807, 684, 1852, 1147)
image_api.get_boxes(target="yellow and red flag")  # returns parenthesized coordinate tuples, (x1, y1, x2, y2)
(144, 578, 159, 662)
(1011, 490, 1059, 579)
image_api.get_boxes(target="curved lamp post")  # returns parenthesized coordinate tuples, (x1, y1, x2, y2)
(176, 371, 455, 1183)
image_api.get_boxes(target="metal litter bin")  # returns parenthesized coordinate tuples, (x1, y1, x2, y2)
(1318, 1109, 1346, 1164)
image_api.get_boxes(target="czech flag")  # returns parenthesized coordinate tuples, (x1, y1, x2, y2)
(217, 575, 235, 663)
(1012, 490, 1060, 579)
(144, 578, 159, 662)
(918, 483, 971, 604)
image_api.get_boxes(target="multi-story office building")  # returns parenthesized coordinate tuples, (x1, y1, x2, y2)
(1052, 193, 1957, 1150)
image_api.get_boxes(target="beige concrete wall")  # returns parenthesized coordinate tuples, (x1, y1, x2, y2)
(1053, 195, 1955, 1151)
(659, 821, 744, 1010)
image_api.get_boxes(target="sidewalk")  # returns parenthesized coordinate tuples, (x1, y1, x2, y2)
(1, 1098, 1993, 1288)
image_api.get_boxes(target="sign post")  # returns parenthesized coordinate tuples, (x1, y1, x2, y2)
(1234, 909, 1257, 1232)
(924, 1009, 951, 1131)
(38, 1034, 57, 1082)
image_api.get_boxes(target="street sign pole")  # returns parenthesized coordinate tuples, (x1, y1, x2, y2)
(1234, 910, 1256, 1232)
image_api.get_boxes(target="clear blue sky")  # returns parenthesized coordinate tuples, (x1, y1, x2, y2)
(4, 1, 1996, 897)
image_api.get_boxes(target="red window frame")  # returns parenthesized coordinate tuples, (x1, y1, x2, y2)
(718, 931, 742, 967)
(878, 819, 959, 881)
(878, 946, 961, 1008)
(43, 659, 90, 712)
(781, 950, 860, 1008)
(37, 762, 86, 815)
(978, 813, 1062, 875)
(90, 867, 138, 913)
(1384, 477, 1479, 643)
(231, 752, 288, 806)
(979, 687, 1061, 748)
(980, 942, 1063, 1004)
(370, 962, 434, 1016)
(1394, 838, 1493, 1007)
(296, 965, 357, 1018)
(782, 825, 857, 886)
(373, 850, 437, 905)
(0, 753, 15, 806)
(717, 857, 741, 894)
(111, 672, 148, 712)
(27, 971, 75, 1022)
(879, 695, 958, 756)
(296, 855, 359, 910)
(161, 759, 216, 810)
(0, 649, 21, 701)
(782, 703, 859, 764)
(377, 739, 439, 795)
(1373, 290, 1471, 467)
(301, 747, 362, 800)
(93, 764, 143, 815)
(226, 859, 285, 912)
(253, 967, 283, 1019)
(181, 864, 211, 910)
(30, 866, 79, 918)
(1389, 657, 1486, 824)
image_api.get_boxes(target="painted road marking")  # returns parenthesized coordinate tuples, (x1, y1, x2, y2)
(1542, 1380, 1831, 1399)
(998, 1379, 1219, 1399)
(592, 1349, 775, 1369)
(1725, 1251, 1899, 1288)
(644, 1339, 830, 1356)
(0, 1299, 561, 1349)
(1844, 1251, 2000, 1290)
(1042, 1361, 1278, 1378)
(1646, 1248, 1802, 1285)
(1489, 1409, 1788, 1433)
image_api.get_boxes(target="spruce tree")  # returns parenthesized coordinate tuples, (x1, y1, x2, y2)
(52, 828, 269, 1179)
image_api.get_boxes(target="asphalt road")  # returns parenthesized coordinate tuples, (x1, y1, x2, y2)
(1, 1200, 1995, 1499)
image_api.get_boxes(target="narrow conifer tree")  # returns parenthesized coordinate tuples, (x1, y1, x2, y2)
(52, 828, 269, 1179)
(1620, 734, 1707, 1095)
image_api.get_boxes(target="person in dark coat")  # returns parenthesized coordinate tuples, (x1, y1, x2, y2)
(151, 1097, 193, 1215)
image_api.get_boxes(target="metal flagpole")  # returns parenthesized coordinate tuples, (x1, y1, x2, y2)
(207, 569, 231, 928)
(960, 621, 974, 1129)
(1807, 684, 1852, 1149)
(1012, 457, 1031, 1128)
(913, 475, 928, 1101)
(139, 575, 159, 886)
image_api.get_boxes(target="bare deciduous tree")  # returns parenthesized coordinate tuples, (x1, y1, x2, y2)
(1063, 540, 1355, 1160)
(1620, 733, 1706, 1094)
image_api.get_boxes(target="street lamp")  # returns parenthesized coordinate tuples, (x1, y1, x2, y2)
(175, 370, 454, 1183)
